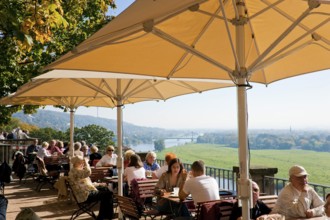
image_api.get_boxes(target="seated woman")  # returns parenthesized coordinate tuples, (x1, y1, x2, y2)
(69, 155, 113, 220)
(95, 145, 117, 167)
(89, 145, 102, 166)
(124, 154, 146, 195)
(37, 142, 51, 160)
(143, 151, 160, 177)
(123, 149, 135, 169)
(154, 158, 190, 217)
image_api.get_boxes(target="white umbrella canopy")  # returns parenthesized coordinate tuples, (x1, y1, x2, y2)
(0, 70, 234, 196)
(43, 0, 330, 217)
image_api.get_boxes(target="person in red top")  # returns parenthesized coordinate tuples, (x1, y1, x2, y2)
(47, 140, 63, 156)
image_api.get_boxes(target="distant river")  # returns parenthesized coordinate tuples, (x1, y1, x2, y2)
(131, 138, 193, 152)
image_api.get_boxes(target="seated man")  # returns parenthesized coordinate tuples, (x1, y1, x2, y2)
(230, 181, 271, 220)
(179, 160, 220, 204)
(271, 165, 324, 219)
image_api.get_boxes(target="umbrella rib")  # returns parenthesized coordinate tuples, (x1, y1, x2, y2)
(71, 78, 117, 106)
(151, 27, 233, 74)
(168, 5, 225, 78)
(219, 0, 241, 71)
(248, 6, 314, 71)
(249, 0, 284, 20)
(251, 18, 329, 73)
(262, 0, 330, 44)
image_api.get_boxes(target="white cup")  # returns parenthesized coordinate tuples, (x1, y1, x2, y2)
(173, 187, 179, 195)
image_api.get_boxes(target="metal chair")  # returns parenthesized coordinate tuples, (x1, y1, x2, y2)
(65, 179, 98, 220)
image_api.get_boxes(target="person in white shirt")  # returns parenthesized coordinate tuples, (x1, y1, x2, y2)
(179, 160, 220, 204)
(95, 145, 118, 167)
(73, 142, 84, 157)
(124, 154, 146, 187)
(37, 142, 51, 159)
(272, 165, 324, 219)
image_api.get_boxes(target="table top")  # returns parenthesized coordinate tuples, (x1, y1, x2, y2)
(162, 192, 193, 203)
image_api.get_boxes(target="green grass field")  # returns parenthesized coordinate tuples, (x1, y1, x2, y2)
(157, 143, 330, 186)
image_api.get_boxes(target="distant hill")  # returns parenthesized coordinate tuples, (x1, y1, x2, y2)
(13, 110, 170, 137)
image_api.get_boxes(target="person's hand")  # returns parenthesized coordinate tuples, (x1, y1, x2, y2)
(302, 184, 309, 192)
(305, 209, 313, 218)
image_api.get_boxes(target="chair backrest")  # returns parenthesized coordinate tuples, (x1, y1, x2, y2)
(196, 199, 236, 220)
(90, 167, 109, 182)
(117, 195, 140, 219)
(136, 179, 158, 199)
(35, 156, 48, 176)
(65, 179, 80, 204)
(92, 159, 100, 167)
(259, 195, 278, 210)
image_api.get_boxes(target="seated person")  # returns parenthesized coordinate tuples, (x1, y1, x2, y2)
(69, 155, 113, 220)
(154, 152, 176, 179)
(26, 139, 39, 158)
(124, 154, 146, 195)
(48, 139, 63, 156)
(123, 149, 135, 169)
(154, 158, 189, 217)
(73, 142, 84, 157)
(271, 165, 324, 219)
(179, 160, 220, 204)
(230, 181, 271, 220)
(95, 145, 117, 167)
(143, 151, 160, 178)
(37, 142, 51, 160)
(89, 145, 102, 166)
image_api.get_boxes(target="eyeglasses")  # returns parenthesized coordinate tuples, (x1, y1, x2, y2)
(253, 188, 259, 192)
(108, 150, 114, 152)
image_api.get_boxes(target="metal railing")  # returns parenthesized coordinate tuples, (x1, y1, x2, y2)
(159, 159, 330, 200)
(0, 139, 36, 164)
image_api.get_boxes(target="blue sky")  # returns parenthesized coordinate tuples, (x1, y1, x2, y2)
(47, 1, 330, 131)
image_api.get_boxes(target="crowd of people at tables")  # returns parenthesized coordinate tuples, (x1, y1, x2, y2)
(11, 139, 330, 220)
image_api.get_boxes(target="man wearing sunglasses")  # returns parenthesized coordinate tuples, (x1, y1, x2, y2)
(272, 165, 324, 219)
(230, 181, 271, 220)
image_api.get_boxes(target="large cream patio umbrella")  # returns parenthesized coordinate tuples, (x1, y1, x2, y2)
(0, 70, 233, 196)
(43, 0, 330, 217)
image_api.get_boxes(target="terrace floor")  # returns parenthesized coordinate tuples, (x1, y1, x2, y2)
(5, 175, 100, 220)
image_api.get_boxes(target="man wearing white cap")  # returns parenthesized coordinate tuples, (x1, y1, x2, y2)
(272, 165, 324, 219)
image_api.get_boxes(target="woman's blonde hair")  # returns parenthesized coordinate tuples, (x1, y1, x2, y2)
(90, 145, 98, 153)
(124, 149, 135, 161)
(42, 142, 49, 148)
(106, 145, 115, 152)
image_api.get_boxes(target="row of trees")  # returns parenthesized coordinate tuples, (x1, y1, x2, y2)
(196, 131, 330, 152)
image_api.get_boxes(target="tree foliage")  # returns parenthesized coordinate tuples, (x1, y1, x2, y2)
(73, 124, 115, 151)
(0, 0, 116, 124)
(154, 139, 165, 152)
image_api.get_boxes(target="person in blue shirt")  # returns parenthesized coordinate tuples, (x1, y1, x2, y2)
(143, 151, 160, 177)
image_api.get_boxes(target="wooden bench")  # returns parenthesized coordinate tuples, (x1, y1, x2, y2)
(90, 167, 110, 182)
(259, 195, 278, 210)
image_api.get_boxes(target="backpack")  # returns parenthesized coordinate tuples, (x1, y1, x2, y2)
(0, 161, 12, 183)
